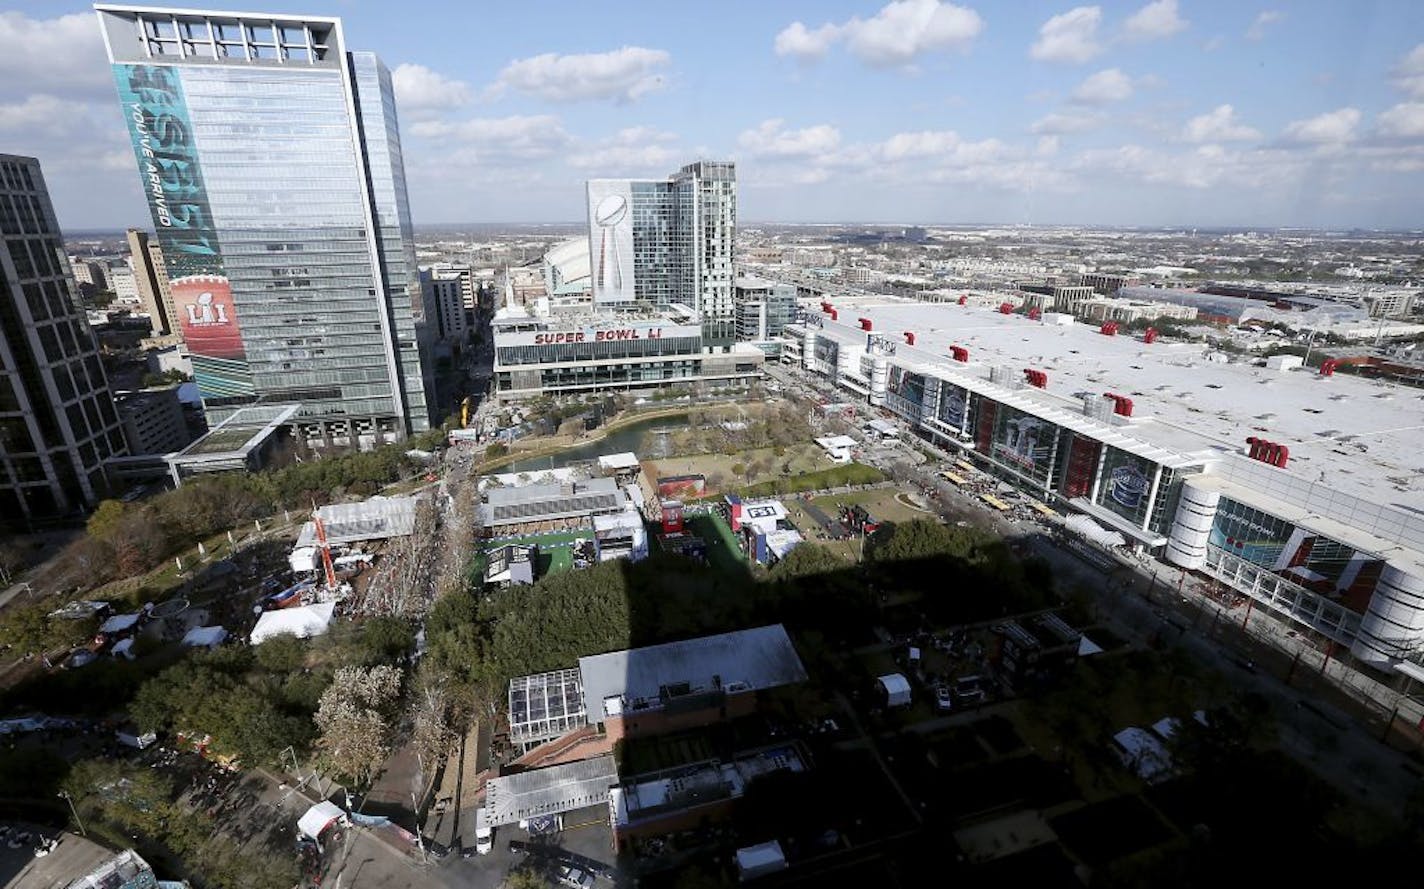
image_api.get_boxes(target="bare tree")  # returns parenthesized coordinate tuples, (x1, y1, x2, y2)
(314, 665, 403, 788)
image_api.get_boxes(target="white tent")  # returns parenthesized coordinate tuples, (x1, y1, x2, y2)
(1063, 514, 1127, 549)
(1077, 635, 1105, 656)
(99, 613, 141, 635)
(250, 603, 335, 645)
(182, 626, 229, 648)
(297, 800, 346, 840)
(111, 638, 136, 660)
(877, 673, 912, 708)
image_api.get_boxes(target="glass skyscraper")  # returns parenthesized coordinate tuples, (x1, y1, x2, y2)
(587, 161, 737, 349)
(0, 155, 124, 524)
(97, 5, 433, 446)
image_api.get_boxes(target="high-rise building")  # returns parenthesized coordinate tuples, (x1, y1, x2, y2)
(0, 154, 125, 523)
(97, 5, 434, 446)
(109, 264, 139, 304)
(587, 161, 736, 349)
(126, 228, 177, 337)
(421, 269, 468, 342)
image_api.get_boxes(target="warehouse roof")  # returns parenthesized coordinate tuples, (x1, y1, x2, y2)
(806, 299, 1424, 515)
(579, 625, 806, 720)
(483, 755, 617, 827)
(480, 477, 623, 527)
(295, 496, 422, 547)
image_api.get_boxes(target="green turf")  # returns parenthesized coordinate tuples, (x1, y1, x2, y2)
(683, 512, 749, 575)
(483, 528, 589, 577)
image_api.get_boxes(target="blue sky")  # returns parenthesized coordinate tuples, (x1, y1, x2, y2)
(2, 1, 1423, 228)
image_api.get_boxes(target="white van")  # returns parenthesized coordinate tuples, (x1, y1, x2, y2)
(474, 806, 493, 855)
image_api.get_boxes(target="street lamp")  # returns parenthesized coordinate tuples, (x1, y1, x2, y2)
(58, 791, 85, 837)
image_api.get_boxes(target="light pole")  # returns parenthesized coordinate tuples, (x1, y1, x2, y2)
(58, 791, 85, 837)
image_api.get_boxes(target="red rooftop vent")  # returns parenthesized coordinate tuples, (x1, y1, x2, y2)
(950, 346, 969, 363)
(903, 331, 916, 346)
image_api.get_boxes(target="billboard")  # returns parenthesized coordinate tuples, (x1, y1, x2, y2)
(993, 410, 1054, 472)
(812, 336, 839, 367)
(1095, 447, 1157, 526)
(115, 63, 253, 399)
(497, 323, 701, 349)
(937, 383, 968, 429)
(587, 179, 635, 304)
(886, 366, 926, 420)
(657, 474, 706, 499)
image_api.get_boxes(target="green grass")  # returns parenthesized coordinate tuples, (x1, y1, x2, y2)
(734, 462, 885, 498)
(483, 528, 590, 577)
(683, 512, 749, 575)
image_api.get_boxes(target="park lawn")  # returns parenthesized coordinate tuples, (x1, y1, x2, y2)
(810, 488, 929, 525)
(647, 443, 834, 493)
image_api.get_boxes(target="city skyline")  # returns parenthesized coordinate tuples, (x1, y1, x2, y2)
(0, 1, 1420, 229)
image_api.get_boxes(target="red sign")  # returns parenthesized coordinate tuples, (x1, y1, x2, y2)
(172, 274, 244, 361)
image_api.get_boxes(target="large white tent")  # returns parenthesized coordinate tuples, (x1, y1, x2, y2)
(297, 800, 346, 840)
(249, 603, 335, 645)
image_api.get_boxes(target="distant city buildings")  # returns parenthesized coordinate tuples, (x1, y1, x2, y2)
(0, 154, 124, 523)
(98, 4, 434, 447)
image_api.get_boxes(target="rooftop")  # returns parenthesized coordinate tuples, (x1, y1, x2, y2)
(295, 495, 423, 547)
(807, 299, 1424, 515)
(579, 624, 807, 719)
(170, 404, 298, 460)
(481, 477, 623, 527)
(483, 755, 617, 827)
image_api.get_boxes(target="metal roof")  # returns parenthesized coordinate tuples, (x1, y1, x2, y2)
(579, 625, 807, 720)
(480, 477, 623, 527)
(295, 495, 422, 547)
(508, 668, 588, 745)
(483, 755, 617, 827)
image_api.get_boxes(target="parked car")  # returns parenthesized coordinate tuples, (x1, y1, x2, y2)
(935, 686, 953, 712)
(557, 865, 595, 889)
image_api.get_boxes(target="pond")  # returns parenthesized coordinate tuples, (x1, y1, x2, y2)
(501, 412, 691, 473)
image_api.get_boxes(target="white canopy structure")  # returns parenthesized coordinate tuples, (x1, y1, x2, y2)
(182, 626, 228, 648)
(1063, 514, 1127, 549)
(877, 673, 911, 708)
(250, 603, 335, 645)
(99, 613, 141, 635)
(297, 800, 346, 840)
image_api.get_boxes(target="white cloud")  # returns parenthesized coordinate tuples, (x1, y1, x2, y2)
(773, 22, 842, 61)
(738, 119, 842, 158)
(1280, 107, 1360, 145)
(1203, 35, 1225, 52)
(1037, 135, 1061, 156)
(1031, 6, 1103, 64)
(879, 130, 962, 160)
(1123, 0, 1188, 41)
(0, 12, 111, 99)
(1074, 142, 1301, 190)
(1376, 102, 1424, 140)
(1245, 10, 1284, 41)
(391, 64, 471, 113)
(1391, 44, 1424, 98)
(568, 127, 681, 171)
(773, 0, 985, 68)
(495, 47, 670, 103)
(1184, 104, 1261, 142)
(0, 95, 95, 135)
(1070, 68, 1134, 104)
(408, 114, 571, 163)
(1031, 112, 1104, 134)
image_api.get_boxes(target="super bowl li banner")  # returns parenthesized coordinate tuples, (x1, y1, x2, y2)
(114, 63, 253, 400)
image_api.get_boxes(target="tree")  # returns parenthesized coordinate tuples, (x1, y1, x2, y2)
(502, 870, 546, 889)
(408, 669, 455, 772)
(87, 499, 128, 541)
(769, 543, 846, 580)
(358, 616, 416, 664)
(314, 664, 403, 787)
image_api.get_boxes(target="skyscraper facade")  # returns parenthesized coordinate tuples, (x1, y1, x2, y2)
(0, 154, 125, 523)
(587, 161, 737, 349)
(97, 5, 433, 446)
(126, 228, 177, 337)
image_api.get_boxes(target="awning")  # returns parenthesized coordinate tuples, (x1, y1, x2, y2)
(297, 801, 346, 840)
(1063, 514, 1128, 549)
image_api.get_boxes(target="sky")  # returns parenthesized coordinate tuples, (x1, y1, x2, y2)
(2, 0, 1423, 230)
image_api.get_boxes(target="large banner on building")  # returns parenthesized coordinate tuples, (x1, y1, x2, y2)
(114, 63, 253, 399)
(587, 179, 635, 305)
(657, 474, 705, 499)
(886, 366, 926, 419)
(497, 323, 700, 348)
(993, 408, 1054, 472)
(937, 382, 968, 429)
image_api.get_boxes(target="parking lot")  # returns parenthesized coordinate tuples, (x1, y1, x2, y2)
(438, 805, 617, 889)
